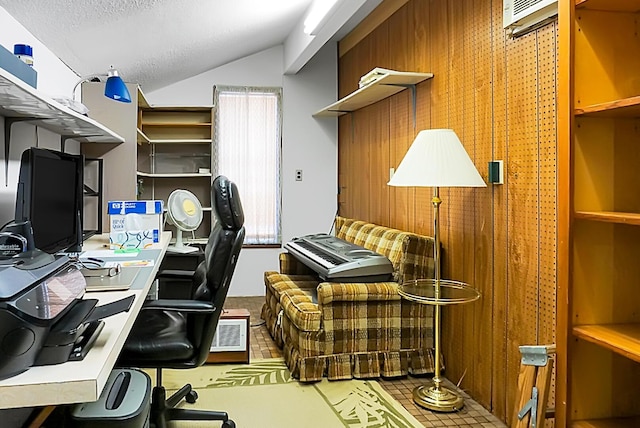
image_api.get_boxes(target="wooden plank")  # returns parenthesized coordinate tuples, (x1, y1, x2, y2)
(555, 0, 573, 424)
(339, 0, 409, 57)
(575, 211, 640, 225)
(576, 95, 640, 118)
(535, 360, 554, 428)
(369, 99, 391, 225)
(511, 365, 537, 428)
(573, 324, 640, 363)
(491, 0, 510, 420)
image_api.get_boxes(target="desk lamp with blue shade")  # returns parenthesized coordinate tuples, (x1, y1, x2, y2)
(73, 66, 131, 103)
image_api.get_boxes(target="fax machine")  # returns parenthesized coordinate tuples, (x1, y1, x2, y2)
(0, 253, 134, 380)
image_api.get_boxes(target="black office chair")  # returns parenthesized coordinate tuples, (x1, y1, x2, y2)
(118, 175, 244, 428)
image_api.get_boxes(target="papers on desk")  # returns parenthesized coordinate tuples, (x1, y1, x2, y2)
(104, 260, 155, 268)
(84, 267, 139, 292)
(82, 250, 139, 259)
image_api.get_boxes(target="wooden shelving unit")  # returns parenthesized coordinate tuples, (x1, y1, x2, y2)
(559, 0, 640, 425)
(136, 102, 214, 242)
(313, 70, 433, 117)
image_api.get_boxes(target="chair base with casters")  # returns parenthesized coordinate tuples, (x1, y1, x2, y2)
(149, 368, 235, 428)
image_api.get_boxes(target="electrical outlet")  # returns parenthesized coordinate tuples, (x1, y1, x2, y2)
(295, 170, 303, 181)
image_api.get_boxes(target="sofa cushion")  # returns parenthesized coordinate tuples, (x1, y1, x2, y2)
(280, 288, 321, 332)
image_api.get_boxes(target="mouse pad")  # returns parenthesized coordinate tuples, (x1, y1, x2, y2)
(84, 268, 140, 292)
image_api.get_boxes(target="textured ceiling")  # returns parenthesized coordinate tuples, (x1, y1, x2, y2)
(0, 0, 319, 91)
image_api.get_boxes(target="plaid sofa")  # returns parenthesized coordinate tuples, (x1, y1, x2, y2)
(261, 216, 438, 382)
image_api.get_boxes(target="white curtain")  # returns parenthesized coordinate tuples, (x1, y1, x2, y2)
(214, 86, 282, 245)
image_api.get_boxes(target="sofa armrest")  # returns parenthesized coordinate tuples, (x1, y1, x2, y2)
(317, 281, 401, 304)
(279, 252, 316, 275)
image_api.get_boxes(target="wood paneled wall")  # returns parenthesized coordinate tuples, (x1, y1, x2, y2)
(337, 0, 558, 423)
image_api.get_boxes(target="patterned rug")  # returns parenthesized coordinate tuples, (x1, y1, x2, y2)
(160, 358, 423, 428)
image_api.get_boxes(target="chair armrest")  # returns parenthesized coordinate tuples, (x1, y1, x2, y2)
(156, 269, 195, 280)
(317, 281, 401, 304)
(141, 299, 215, 313)
(279, 253, 316, 275)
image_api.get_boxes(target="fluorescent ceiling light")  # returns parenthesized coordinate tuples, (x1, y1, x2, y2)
(303, 0, 339, 35)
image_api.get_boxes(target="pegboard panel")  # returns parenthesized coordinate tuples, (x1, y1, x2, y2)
(471, 0, 496, 408)
(440, 0, 467, 380)
(505, 27, 541, 421)
(537, 21, 559, 423)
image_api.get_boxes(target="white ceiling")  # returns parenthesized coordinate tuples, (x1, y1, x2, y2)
(0, 0, 381, 92)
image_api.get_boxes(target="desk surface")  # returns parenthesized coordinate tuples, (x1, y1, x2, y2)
(0, 232, 170, 409)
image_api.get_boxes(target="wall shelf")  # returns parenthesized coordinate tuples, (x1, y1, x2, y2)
(313, 70, 433, 117)
(0, 68, 124, 186)
(0, 68, 125, 143)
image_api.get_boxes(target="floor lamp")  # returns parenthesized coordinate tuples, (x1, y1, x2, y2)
(388, 128, 485, 412)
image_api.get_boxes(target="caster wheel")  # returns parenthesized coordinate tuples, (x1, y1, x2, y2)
(185, 390, 198, 404)
(222, 420, 236, 428)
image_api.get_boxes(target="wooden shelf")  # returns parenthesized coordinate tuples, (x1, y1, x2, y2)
(143, 122, 212, 127)
(147, 139, 211, 144)
(573, 324, 640, 364)
(137, 128, 150, 144)
(574, 211, 640, 226)
(142, 105, 214, 112)
(0, 68, 124, 143)
(572, 416, 640, 428)
(575, 95, 640, 118)
(313, 70, 433, 117)
(576, 0, 640, 12)
(137, 172, 212, 178)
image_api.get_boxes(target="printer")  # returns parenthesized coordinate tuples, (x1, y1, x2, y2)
(0, 252, 134, 380)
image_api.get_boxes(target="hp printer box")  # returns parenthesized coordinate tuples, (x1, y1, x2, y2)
(108, 200, 163, 250)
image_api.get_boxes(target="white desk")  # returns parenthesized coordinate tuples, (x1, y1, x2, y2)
(0, 232, 170, 409)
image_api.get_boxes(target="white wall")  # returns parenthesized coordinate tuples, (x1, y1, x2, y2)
(149, 44, 338, 296)
(0, 6, 80, 227)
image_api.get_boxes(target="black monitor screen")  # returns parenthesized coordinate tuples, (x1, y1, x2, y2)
(15, 148, 83, 254)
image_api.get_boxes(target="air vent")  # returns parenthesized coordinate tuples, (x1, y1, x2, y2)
(503, 0, 557, 37)
(211, 318, 247, 352)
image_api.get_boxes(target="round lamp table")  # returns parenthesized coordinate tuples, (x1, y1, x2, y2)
(399, 278, 480, 412)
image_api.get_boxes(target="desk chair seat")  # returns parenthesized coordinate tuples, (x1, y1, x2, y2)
(118, 175, 244, 428)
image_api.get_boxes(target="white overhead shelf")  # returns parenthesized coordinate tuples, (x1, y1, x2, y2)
(313, 70, 434, 117)
(0, 68, 125, 143)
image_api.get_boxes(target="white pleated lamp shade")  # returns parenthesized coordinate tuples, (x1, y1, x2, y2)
(388, 129, 487, 188)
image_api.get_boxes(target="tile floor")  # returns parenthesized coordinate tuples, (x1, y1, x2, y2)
(225, 296, 508, 428)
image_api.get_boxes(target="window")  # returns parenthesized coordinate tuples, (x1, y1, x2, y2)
(214, 86, 282, 245)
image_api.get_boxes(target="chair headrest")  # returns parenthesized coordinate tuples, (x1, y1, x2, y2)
(212, 175, 244, 230)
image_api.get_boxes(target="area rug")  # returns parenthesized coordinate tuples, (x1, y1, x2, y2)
(160, 358, 423, 428)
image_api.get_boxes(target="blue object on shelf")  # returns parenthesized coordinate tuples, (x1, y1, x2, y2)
(13, 44, 34, 67)
(0, 44, 37, 88)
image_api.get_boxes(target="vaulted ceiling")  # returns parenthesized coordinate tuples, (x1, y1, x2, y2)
(0, 0, 381, 91)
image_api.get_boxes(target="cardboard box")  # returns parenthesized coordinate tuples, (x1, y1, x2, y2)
(0, 44, 37, 88)
(108, 200, 163, 250)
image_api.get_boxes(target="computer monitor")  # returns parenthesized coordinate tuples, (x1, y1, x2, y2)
(14, 147, 84, 254)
